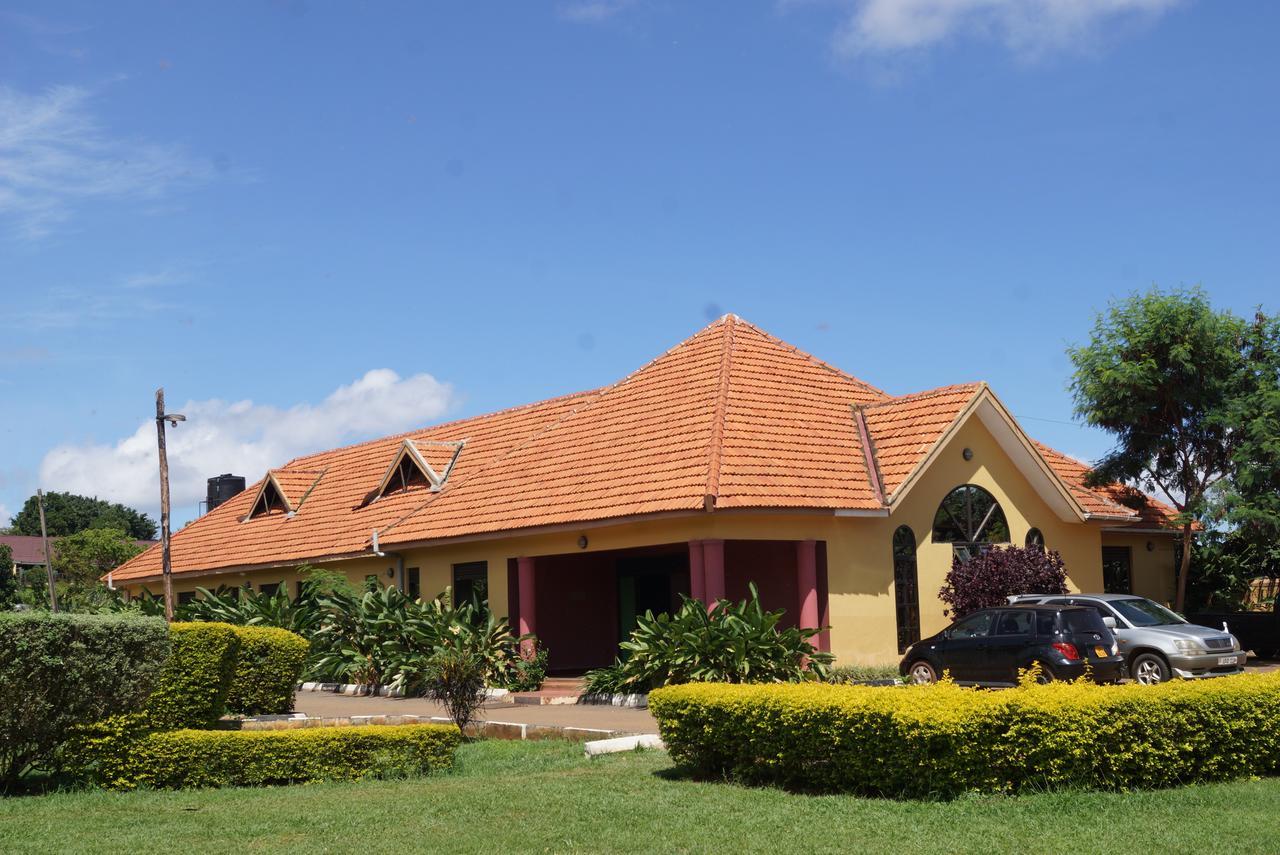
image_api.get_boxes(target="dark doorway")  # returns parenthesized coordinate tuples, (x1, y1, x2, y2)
(617, 552, 687, 645)
(524, 544, 688, 674)
(1102, 546, 1132, 594)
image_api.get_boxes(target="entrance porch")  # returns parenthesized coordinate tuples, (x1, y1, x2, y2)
(507, 539, 829, 674)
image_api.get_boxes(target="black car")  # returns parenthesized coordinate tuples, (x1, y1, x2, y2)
(898, 604, 1124, 686)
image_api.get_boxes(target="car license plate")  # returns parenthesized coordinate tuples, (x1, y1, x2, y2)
(1218, 655, 1239, 666)
(1094, 646, 1108, 658)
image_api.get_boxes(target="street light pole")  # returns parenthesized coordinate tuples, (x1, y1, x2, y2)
(154, 388, 185, 622)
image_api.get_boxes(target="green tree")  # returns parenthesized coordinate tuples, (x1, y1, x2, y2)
(10, 492, 157, 540)
(51, 528, 145, 586)
(1069, 287, 1254, 613)
(0, 544, 16, 608)
(1224, 312, 1280, 548)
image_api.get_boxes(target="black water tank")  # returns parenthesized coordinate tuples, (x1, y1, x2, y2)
(206, 474, 247, 512)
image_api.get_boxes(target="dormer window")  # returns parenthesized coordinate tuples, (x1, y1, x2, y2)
(249, 478, 289, 518)
(386, 453, 430, 493)
(372, 438, 465, 501)
(244, 468, 326, 521)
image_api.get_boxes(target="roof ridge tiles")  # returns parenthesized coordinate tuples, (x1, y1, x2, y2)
(862, 382, 985, 410)
(726, 316, 891, 399)
(703, 315, 736, 506)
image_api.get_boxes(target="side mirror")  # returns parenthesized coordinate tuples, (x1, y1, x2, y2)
(1102, 616, 1117, 629)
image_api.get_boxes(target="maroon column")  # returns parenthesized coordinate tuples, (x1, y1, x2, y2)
(517, 556, 537, 655)
(688, 540, 705, 602)
(797, 539, 819, 639)
(703, 539, 725, 609)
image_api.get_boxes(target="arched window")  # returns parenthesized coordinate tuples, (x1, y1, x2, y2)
(1025, 527, 1045, 552)
(932, 484, 1010, 561)
(892, 525, 921, 654)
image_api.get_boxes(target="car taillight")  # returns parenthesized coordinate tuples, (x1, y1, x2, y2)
(1052, 642, 1081, 661)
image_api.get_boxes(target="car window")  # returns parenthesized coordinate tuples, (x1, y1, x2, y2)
(1071, 599, 1114, 623)
(1059, 609, 1107, 634)
(1036, 610, 1056, 636)
(950, 612, 994, 639)
(1109, 597, 1186, 627)
(994, 610, 1033, 636)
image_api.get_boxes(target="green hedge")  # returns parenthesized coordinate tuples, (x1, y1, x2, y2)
(227, 626, 309, 715)
(0, 612, 169, 789)
(144, 622, 240, 729)
(650, 673, 1280, 798)
(94, 724, 460, 790)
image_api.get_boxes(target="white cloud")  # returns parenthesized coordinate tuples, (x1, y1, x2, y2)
(831, 0, 1182, 60)
(38, 370, 459, 516)
(558, 0, 636, 23)
(120, 268, 191, 289)
(0, 84, 211, 240)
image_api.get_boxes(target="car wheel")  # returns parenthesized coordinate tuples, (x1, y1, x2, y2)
(1130, 653, 1170, 685)
(1030, 662, 1054, 684)
(908, 660, 938, 684)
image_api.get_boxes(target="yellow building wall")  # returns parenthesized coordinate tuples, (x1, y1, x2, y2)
(136, 414, 1125, 667)
(1099, 531, 1179, 606)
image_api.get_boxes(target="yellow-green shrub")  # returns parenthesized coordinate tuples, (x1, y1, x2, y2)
(144, 622, 240, 729)
(94, 724, 460, 790)
(226, 626, 309, 715)
(649, 673, 1280, 798)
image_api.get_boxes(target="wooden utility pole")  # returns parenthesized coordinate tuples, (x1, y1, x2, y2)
(37, 489, 58, 612)
(156, 388, 175, 622)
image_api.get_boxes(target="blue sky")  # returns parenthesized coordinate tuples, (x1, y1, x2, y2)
(1, 0, 1276, 527)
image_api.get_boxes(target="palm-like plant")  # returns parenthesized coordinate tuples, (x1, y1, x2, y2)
(309, 585, 412, 687)
(177, 577, 542, 692)
(585, 583, 831, 694)
(387, 590, 531, 694)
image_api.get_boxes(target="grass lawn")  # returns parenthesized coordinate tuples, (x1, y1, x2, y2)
(2, 739, 1278, 854)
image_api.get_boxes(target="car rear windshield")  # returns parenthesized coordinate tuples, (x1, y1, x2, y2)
(1059, 609, 1107, 634)
(1110, 597, 1186, 627)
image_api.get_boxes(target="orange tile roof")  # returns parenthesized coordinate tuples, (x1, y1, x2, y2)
(862, 384, 983, 497)
(112, 315, 1164, 583)
(267, 469, 326, 511)
(1033, 441, 1184, 528)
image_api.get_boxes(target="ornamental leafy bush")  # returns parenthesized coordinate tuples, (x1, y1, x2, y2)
(181, 579, 329, 637)
(584, 584, 832, 695)
(179, 580, 540, 692)
(938, 545, 1068, 618)
(226, 626, 309, 715)
(309, 585, 540, 692)
(421, 648, 489, 735)
(0, 612, 169, 790)
(650, 672, 1280, 798)
(90, 724, 460, 790)
(144, 622, 240, 729)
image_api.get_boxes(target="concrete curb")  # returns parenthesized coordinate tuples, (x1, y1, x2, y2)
(583, 734, 665, 757)
(297, 682, 512, 703)
(578, 692, 648, 709)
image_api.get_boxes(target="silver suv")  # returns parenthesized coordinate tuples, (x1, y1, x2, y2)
(1008, 593, 1246, 684)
